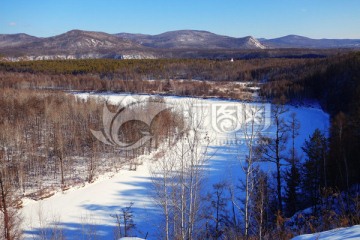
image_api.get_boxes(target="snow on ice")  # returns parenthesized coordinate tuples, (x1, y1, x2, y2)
(21, 93, 330, 239)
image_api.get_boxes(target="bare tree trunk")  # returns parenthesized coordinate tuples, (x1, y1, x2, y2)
(229, 186, 238, 228)
(0, 172, 11, 240)
(151, 99, 209, 240)
(275, 117, 283, 213)
(0, 158, 22, 240)
(240, 104, 264, 238)
(59, 155, 65, 186)
(276, 157, 282, 213)
(259, 103, 288, 215)
(151, 151, 174, 240)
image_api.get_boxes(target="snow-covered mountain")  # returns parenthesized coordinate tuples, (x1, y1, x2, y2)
(1, 30, 144, 54)
(0, 30, 156, 60)
(0, 30, 267, 60)
(1, 30, 359, 60)
(0, 33, 39, 47)
(115, 30, 266, 49)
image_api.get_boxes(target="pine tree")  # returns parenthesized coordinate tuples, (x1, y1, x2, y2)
(284, 163, 301, 217)
(301, 129, 328, 214)
(284, 113, 301, 217)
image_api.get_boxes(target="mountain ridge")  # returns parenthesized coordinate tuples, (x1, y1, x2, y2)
(0, 33, 40, 47)
(0, 30, 155, 60)
(261, 34, 360, 48)
(1, 30, 359, 61)
(115, 30, 266, 49)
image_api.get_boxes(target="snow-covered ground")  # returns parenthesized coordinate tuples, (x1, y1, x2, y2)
(21, 93, 330, 239)
(22, 153, 162, 239)
(292, 225, 360, 240)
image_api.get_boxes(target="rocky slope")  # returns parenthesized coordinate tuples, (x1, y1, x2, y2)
(1, 30, 359, 61)
(0, 33, 39, 47)
(115, 30, 266, 49)
(0, 30, 154, 60)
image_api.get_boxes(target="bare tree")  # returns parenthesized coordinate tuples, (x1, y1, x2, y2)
(204, 181, 229, 238)
(258, 102, 289, 213)
(238, 104, 265, 238)
(251, 169, 269, 240)
(111, 202, 135, 238)
(86, 141, 99, 183)
(151, 99, 210, 240)
(0, 150, 22, 240)
(151, 150, 177, 240)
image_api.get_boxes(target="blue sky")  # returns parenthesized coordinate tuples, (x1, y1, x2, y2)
(1, 0, 360, 39)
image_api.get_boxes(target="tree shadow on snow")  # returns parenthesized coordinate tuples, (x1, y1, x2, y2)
(24, 175, 161, 240)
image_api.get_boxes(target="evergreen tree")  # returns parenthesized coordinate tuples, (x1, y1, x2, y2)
(301, 129, 328, 214)
(284, 113, 301, 217)
(284, 163, 301, 217)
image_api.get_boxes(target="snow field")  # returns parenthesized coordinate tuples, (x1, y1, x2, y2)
(22, 93, 330, 239)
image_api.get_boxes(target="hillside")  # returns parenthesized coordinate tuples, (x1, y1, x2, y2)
(2, 30, 359, 61)
(0, 30, 154, 60)
(261, 35, 360, 48)
(115, 30, 266, 49)
(0, 33, 39, 47)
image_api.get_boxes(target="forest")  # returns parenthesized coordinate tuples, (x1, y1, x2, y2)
(0, 52, 359, 239)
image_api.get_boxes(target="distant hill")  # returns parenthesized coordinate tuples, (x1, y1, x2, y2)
(0, 30, 147, 57)
(0, 33, 39, 47)
(115, 30, 266, 49)
(261, 35, 360, 49)
(0, 30, 359, 60)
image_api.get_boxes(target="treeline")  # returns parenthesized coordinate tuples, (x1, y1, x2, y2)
(262, 52, 360, 191)
(309, 53, 360, 191)
(0, 71, 257, 100)
(0, 88, 182, 195)
(150, 103, 359, 240)
(0, 58, 318, 82)
(0, 58, 322, 101)
(1, 54, 360, 238)
(0, 88, 183, 238)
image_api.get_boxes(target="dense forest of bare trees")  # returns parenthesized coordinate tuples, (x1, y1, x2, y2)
(0, 52, 360, 239)
(0, 90, 184, 189)
(0, 58, 320, 100)
(0, 88, 184, 239)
